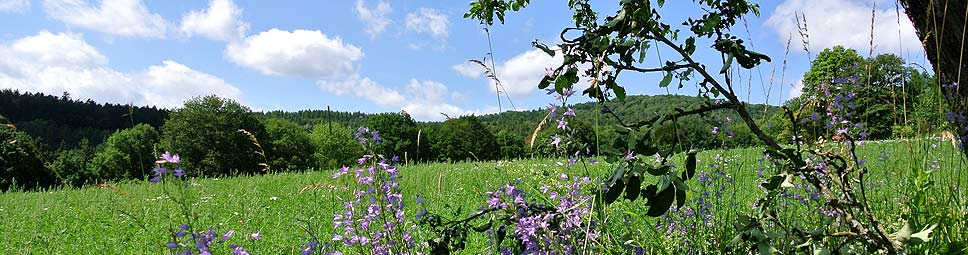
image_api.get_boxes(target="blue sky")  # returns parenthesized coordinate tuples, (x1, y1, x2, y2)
(0, 0, 927, 121)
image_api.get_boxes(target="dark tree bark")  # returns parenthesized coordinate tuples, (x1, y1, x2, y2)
(900, 0, 968, 156)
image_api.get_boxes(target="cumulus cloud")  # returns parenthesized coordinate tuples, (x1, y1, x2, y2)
(355, 0, 391, 38)
(179, 0, 248, 42)
(0, 31, 241, 108)
(317, 76, 470, 120)
(226, 29, 363, 78)
(43, 0, 169, 38)
(765, 0, 923, 55)
(137, 60, 242, 107)
(317, 74, 405, 108)
(405, 8, 449, 39)
(0, 0, 30, 12)
(456, 49, 586, 98)
(452, 61, 484, 79)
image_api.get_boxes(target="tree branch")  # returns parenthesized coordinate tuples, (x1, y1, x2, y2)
(651, 34, 782, 150)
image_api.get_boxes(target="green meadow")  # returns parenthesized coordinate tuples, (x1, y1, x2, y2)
(2, 138, 963, 254)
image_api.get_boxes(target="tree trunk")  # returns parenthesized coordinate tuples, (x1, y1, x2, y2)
(900, 0, 968, 156)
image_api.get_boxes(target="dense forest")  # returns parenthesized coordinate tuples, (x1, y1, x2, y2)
(0, 47, 951, 191)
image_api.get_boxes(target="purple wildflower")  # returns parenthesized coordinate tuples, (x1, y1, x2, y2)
(551, 135, 563, 148)
(174, 168, 185, 177)
(249, 233, 261, 240)
(624, 150, 637, 161)
(563, 87, 575, 97)
(149, 176, 162, 183)
(154, 167, 168, 175)
(222, 230, 235, 241)
(556, 119, 568, 130)
(371, 130, 382, 144)
(161, 151, 180, 164)
(564, 108, 576, 117)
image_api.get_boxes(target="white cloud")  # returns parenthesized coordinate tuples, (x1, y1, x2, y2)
(765, 0, 923, 55)
(0, 31, 241, 108)
(787, 79, 804, 100)
(454, 49, 593, 98)
(226, 29, 363, 78)
(317, 76, 470, 120)
(405, 8, 449, 39)
(494, 49, 559, 97)
(4, 30, 107, 68)
(400, 79, 466, 119)
(179, 0, 248, 42)
(355, 0, 391, 38)
(452, 61, 484, 79)
(43, 0, 169, 38)
(317, 74, 405, 108)
(137, 60, 242, 107)
(0, 0, 30, 12)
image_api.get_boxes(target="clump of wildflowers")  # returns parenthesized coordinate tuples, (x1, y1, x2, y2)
(150, 152, 257, 254)
(312, 127, 418, 255)
(473, 174, 602, 254)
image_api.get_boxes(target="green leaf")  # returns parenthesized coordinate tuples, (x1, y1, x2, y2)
(538, 76, 552, 89)
(683, 149, 697, 180)
(472, 221, 492, 232)
(757, 242, 777, 255)
(604, 180, 625, 204)
(781, 173, 795, 188)
(646, 165, 670, 176)
(645, 184, 675, 217)
(720, 53, 734, 74)
(896, 221, 937, 244)
(605, 9, 626, 28)
(675, 186, 686, 208)
(624, 175, 641, 200)
(813, 247, 830, 255)
(909, 224, 937, 244)
(635, 134, 657, 157)
(555, 75, 569, 95)
(703, 13, 721, 33)
(761, 175, 784, 191)
(613, 85, 627, 101)
(684, 37, 697, 55)
(659, 71, 673, 87)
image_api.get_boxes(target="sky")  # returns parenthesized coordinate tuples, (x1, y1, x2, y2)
(0, 0, 928, 121)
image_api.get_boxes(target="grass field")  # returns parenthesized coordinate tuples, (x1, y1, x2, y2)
(1, 138, 965, 254)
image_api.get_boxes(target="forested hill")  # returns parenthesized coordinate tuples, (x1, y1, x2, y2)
(1, 88, 772, 150)
(259, 109, 370, 128)
(0, 89, 169, 149)
(477, 95, 777, 141)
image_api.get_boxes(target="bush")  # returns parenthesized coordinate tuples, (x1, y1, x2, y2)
(309, 123, 362, 170)
(434, 115, 499, 161)
(496, 129, 526, 159)
(263, 118, 316, 171)
(49, 139, 98, 187)
(160, 95, 268, 176)
(89, 124, 160, 181)
(367, 112, 418, 160)
(0, 126, 56, 191)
